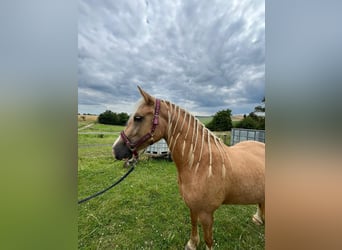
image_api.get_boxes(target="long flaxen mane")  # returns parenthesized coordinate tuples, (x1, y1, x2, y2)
(162, 99, 232, 178)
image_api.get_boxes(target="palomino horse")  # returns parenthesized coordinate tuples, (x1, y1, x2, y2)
(113, 87, 265, 249)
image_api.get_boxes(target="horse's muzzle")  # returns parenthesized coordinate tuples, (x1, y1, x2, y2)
(113, 141, 133, 160)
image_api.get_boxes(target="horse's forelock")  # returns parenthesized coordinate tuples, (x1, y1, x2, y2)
(127, 98, 145, 121)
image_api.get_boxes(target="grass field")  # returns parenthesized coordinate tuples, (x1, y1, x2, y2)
(197, 115, 243, 128)
(78, 124, 264, 249)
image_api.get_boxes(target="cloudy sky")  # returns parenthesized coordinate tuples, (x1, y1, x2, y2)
(78, 0, 264, 116)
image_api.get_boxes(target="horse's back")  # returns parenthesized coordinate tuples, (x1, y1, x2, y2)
(231, 140, 264, 154)
(223, 141, 265, 204)
(230, 141, 264, 165)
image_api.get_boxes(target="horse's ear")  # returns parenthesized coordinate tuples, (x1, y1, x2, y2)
(137, 86, 154, 105)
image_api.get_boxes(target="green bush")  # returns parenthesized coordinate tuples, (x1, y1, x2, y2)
(236, 112, 265, 130)
(206, 109, 232, 131)
(98, 110, 129, 125)
(117, 112, 129, 125)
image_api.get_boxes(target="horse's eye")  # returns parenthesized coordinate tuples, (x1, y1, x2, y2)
(134, 116, 143, 122)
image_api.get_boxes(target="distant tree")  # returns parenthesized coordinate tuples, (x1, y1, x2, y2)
(98, 110, 118, 125)
(254, 105, 265, 112)
(206, 109, 232, 131)
(117, 112, 129, 125)
(237, 115, 259, 129)
(254, 97, 265, 113)
(236, 97, 265, 130)
(98, 110, 129, 125)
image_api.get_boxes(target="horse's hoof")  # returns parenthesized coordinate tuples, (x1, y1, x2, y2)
(252, 214, 264, 225)
(185, 240, 197, 250)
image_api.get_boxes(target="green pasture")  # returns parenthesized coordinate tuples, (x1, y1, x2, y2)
(196, 116, 213, 125)
(78, 125, 264, 249)
(197, 116, 242, 126)
(78, 121, 94, 128)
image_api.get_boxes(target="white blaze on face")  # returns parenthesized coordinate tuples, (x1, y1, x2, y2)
(112, 136, 121, 148)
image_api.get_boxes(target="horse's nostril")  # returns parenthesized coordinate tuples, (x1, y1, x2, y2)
(114, 151, 123, 160)
(113, 142, 133, 160)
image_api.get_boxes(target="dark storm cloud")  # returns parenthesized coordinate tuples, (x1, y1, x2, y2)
(78, 0, 264, 115)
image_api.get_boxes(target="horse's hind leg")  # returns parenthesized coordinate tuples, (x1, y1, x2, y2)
(185, 209, 199, 250)
(252, 203, 265, 225)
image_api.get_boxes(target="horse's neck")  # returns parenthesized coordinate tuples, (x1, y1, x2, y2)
(162, 100, 229, 176)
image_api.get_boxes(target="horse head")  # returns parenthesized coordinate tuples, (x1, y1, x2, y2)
(113, 86, 166, 160)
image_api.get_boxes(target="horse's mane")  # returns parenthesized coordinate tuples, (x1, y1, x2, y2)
(161, 99, 232, 176)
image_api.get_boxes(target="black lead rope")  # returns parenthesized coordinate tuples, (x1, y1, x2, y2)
(78, 164, 135, 204)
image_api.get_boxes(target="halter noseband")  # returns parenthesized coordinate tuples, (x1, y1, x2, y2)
(120, 99, 161, 159)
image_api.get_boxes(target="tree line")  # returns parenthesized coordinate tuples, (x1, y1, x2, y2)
(97, 110, 129, 125)
(97, 98, 265, 130)
(206, 110, 265, 131)
(97, 109, 264, 130)
(206, 98, 265, 131)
